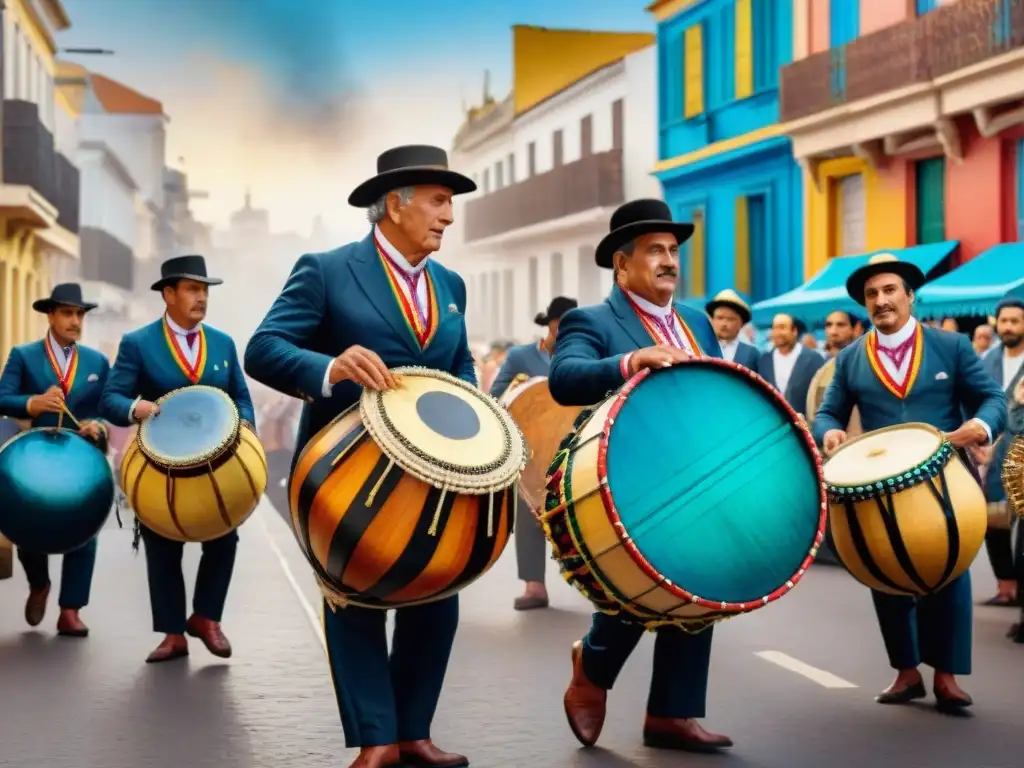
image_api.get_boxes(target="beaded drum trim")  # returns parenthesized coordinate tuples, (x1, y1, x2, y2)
(360, 366, 528, 495)
(1002, 433, 1024, 519)
(138, 385, 240, 469)
(826, 441, 954, 504)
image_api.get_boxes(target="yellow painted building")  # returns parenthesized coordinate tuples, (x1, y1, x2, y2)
(0, 0, 79, 361)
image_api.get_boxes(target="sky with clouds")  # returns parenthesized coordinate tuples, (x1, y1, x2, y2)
(56, 0, 654, 240)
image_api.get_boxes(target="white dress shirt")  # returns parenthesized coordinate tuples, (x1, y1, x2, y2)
(47, 333, 74, 376)
(165, 314, 202, 367)
(322, 226, 431, 397)
(719, 338, 739, 363)
(625, 290, 696, 355)
(772, 344, 802, 396)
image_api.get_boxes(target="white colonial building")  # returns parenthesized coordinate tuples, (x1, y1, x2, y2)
(443, 26, 659, 345)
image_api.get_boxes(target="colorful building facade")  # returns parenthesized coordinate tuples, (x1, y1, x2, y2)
(783, 0, 1024, 278)
(649, 0, 804, 304)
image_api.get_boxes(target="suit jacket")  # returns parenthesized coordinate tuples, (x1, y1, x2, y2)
(981, 350, 1024, 501)
(813, 325, 1006, 444)
(729, 341, 760, 372)
(549, 285, 723, 407)
(99, 318, 255, 428)
(0, 339, 109, 430)
(243, 233, 476, 449)
(758, 347, 826, 418)
(489, 342, 551, 400)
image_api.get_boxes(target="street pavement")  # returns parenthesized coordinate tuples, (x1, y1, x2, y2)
(1, 496, 1022, 768)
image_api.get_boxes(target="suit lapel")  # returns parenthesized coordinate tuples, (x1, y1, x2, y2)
(785, 353, 807, 402)
(423, 260, 453, 353)
(609, 286, 654, 350)
(348, 234, 418, 354)
(761, 354, 776, 388)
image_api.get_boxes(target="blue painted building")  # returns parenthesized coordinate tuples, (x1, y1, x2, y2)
(651, 0, 803, 305)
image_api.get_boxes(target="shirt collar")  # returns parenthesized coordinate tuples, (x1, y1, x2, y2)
(47, 333, 73, 356)
(718, 337, 739, 352)
(876, 316, 917, 348)
(774, 343, 802, 360)
(626, 289, 673, 319)
(165, 314, 201, 337)
(375, 225, 428, 276)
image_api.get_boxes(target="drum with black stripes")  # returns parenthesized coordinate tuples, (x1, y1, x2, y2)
(120, 386, 268, 542)
(289, 366, 527, 610)
(823, 422, 987, 596)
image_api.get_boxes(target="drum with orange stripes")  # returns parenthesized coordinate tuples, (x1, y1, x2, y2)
(290, 366, 528, 610)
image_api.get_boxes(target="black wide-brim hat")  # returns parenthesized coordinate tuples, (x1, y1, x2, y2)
(705, 289, 752, 325)
(32, 282, 98, 313)
(348, 145, 477, 208)
(534, 296, 578, 326)
(845, 253, 926, 306)
(151, 254, 224, 292)
(595, 199, 695, 269)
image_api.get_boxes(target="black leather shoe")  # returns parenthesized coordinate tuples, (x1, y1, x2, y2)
(876, 680, 926, 704)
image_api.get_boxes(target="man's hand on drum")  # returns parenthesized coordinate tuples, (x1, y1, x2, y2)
(133, 400, 160, 421)
(331, 345, 398, 391)
(629, 344, 692, 374)
(945, 420, 989, 448)
(822, 429, 848, 455)
(27, 386, 65, 416)
(79, 420, 104, 441)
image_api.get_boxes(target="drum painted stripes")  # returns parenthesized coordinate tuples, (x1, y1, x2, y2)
(290, 367, 527, 610)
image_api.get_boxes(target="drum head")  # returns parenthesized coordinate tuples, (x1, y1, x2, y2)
(498, 376, 547, 408)
(361, 367, 527, 495)
(140, 386, 239, 467)
(603, 361, 823, 605)
(824, 424, 941, 488)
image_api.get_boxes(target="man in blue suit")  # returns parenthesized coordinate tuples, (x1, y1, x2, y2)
(0, 283, 109, 637)
(705, 289, 759, 371)
(550, 199, 731, 753)
(244, 145, 477, 768)
(490, 295, 577, 612)
(815, 253, 1006, 711)
(979, 298, 1024, 608)
(99, 255, 255, 664)
(759, 313, 825, 419)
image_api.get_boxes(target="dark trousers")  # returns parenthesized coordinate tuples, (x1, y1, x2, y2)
(265, 450, 293, 516)
(140, 525, 238, 634)
(581, 612, 713, 719)
(871, 570, 972, 675)
(18, 537, 98, 609)
(323, 595, 459, 748)
(514, 494, 546, 583)
(984, 525, 1017, 581)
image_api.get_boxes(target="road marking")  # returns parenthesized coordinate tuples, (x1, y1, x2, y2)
(255, 508, 326, 651)
(754, 650, 858, 689)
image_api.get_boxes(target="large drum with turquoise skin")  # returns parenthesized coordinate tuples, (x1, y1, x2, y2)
(542, 358, 827, 631)
(823, 423, 987, 596)
(0, 424, 115, 555)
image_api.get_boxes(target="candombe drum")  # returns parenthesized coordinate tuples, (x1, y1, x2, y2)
(542, 359, 826, 631)
(290, 366, 527, 609)
(0, 416, 24, 579)
(823, 423, 986, 596)
(120, 385, 267, 542)
(0, 421, 115, 555)
(806, 357, 862, 436)
(498, 374, 583, 511)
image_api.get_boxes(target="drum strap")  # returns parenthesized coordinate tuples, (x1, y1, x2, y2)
(871, 494, 932, 594)
(841, 498, 911, 594)
(921, 470, 962, 590)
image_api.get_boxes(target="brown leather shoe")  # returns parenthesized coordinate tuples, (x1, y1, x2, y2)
(146, 634, 189, 663)
(186, 614, 232, 658)
(643, 716, 733, 752)
(348, 745, 403, 768)
(25, 586, 50, 627)
(564, 640, 606, 747)
(56, 609, 89, 637)
(398, 739, 468, 767)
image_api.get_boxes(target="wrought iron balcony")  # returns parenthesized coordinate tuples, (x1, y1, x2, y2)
(80, 227, 134, 290)
(2, 100, 58, 205)
(463, 149, 624, 243)
(781, 0, 1024, 122)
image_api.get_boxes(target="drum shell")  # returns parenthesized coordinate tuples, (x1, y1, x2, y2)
(290, 407, 514, 609)
(0, 428, 115, 554)
(120, 425, 267, 542)
(806, 358, 861, 436)
(500, 377, 583, 511)
(828, 451, 986, 596)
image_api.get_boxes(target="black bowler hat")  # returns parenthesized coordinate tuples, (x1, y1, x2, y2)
(534, 296, 578, 326)
(348, 145, 477, 208)
(32, 283, 98, 313)
(595, 199, 695, 269)
(151, 254, 223, 292)
(845, 253, 925, 306)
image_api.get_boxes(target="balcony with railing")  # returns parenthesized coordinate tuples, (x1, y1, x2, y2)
(781, 0, 1024, 124)
(463, 149, 624, 243)
(80, 227, 134, 290)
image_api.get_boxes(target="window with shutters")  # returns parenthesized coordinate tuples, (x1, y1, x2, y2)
(751, 0, 776, 92)
(678, 206, 706, 298)
(829, 0, 860, 47)
(527, 142, 536, 177)
(612, 99, 624, 149)
(507, 153, 515, 184)
(528, 257, 539, 319)
(734, 194, 768, 301)
(550, 252, 564, 297)
(494, 161, 503, 190)
(915, 157, 946, 245)
(552, 129, 564, 167)
(832, 174, 866, 256)
(683, 24, 705, 118)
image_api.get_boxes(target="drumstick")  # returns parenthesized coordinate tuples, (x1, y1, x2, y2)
(60, 403, 82, 429)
